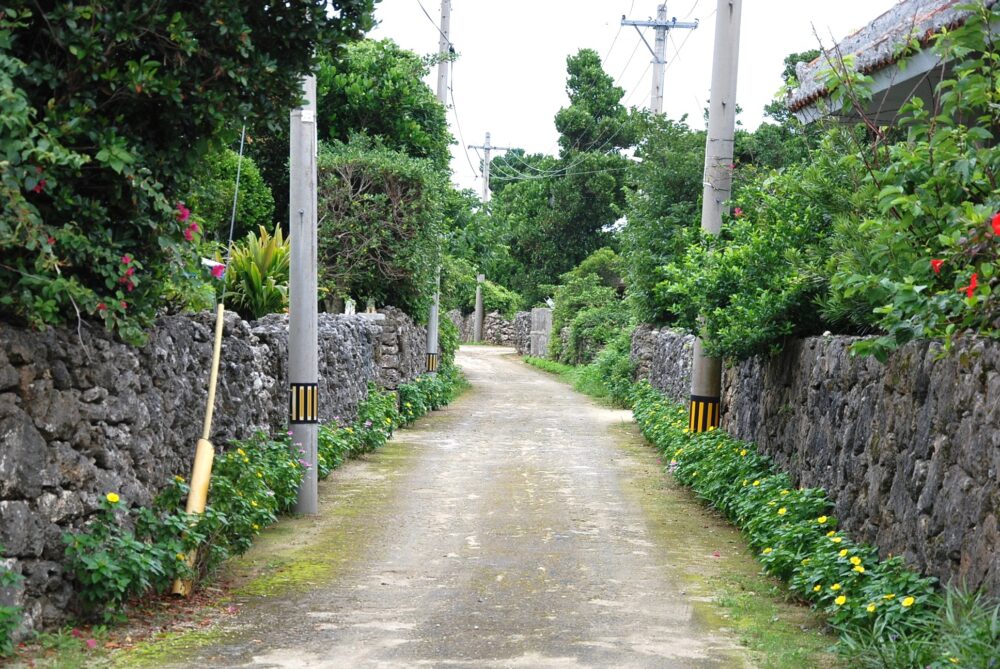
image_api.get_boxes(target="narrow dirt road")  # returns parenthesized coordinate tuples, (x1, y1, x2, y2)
(135, 346, 756, 668)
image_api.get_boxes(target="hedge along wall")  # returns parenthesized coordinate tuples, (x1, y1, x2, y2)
(0, 308, 425, 633)
(631, 328, 1000, 599)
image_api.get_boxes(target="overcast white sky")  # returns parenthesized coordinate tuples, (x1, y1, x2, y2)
(369, 0, 901, 193)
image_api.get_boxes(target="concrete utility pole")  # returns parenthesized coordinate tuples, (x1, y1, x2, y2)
(468, 132, 511, 203)
(289, 75, 319, 514)
(689, 0, 742, 433)
(425, 0, 451, 374)
(621, 4, 698, 114)
(473, 274, 485, 342)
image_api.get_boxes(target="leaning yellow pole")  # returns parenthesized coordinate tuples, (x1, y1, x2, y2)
(172, 302, 225, 596)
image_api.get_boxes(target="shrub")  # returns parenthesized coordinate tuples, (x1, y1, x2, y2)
(548, 273, 617, 363)
(589, 331, 635, 408)
(565, 300, 631, 365)
(438, 316, 460, 368)
(224, 226, 289, 320)
(630, 381, 998, 667)
(186, 148, 275, 240)
(0, 2, 373, 342)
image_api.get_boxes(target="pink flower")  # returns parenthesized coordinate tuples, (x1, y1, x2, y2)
(211, 264, 225, 279)
(188, 222, 199, 234)
(930, 259, 943, 274)
(85, 639, 97, 650)
(121, 254, 132, 265)
(47, 236, 56, 245)
(32, 179, 46, 194)
(733, 207, 744, 218)
(176, 202, 191, 223)
(183, 227, 194, 241)
(70, 629, 83, 638)
(97, 303, 107, 312)
(120, 300, 127, 309)
(992, 212, 1000, 236)
(124, 266, 135, 277)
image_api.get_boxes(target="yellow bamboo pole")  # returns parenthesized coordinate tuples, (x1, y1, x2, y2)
(172, 303, 225, 596)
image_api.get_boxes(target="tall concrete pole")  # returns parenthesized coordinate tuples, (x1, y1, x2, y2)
(425, 0, 451, 374)
(482, 133, 492, 203)
(650, 4, 668, 114)
(689, 0, 742, 434)
(473, 274, 485, 342)
(289, 75, 319, 513)
(622, 6, 697, 115)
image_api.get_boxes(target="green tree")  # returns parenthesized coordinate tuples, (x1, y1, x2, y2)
(316, 138, 444, 318)
(0, 1, 374, 342)
(317, 39, 451, 171)
(187, 148, 274, 240)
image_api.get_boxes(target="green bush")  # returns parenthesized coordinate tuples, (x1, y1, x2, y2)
(0, 2, 373, 343)
(630, 381, 998, 667)
(0, 545, 22, 657)
(565, 300, 631, 365)
(438, 316, 460, 368)
(224, 226, 290, 320)
(589, 331, 635, 408)
(186, 148, 275, 240)
(548, 273, 617, 363)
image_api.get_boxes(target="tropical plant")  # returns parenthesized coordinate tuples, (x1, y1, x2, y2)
(0, 1, 373, 342)
(224, 226, 290, 320)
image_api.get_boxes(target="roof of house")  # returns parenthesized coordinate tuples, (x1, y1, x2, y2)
(786, 0, 994, 114)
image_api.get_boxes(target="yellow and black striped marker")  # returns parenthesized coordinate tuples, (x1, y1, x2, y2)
(290, 382, 319, 424)
(426, 352, 440, 373)
(688, 394, 720, 433)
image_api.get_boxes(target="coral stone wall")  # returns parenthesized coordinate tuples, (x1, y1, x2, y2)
(0, 308, 425, 633)
(631, 328, 1000, 597)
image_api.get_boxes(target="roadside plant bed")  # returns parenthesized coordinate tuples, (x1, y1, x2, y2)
(54, 367, 465, 635)
(631, 381, 1000, 668)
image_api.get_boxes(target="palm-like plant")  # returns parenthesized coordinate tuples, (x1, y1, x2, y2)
(224, 226, 290, 319)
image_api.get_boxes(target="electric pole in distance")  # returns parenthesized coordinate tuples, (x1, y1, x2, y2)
(289, 75, 319, 513)
(468, 132, 511, 203)
(621, 4, 698, 114)
(425, 0, 452, 374)
(689, 0, 742, 433)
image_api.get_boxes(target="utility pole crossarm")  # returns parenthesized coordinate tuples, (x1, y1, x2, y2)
(468, 132, 511, 203)
(621, 4, 698, 115)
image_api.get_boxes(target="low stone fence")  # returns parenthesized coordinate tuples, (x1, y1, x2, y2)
(0, 307, 425, 633)
(446, 309, 524, 348)
(631, 327, 1000, 598)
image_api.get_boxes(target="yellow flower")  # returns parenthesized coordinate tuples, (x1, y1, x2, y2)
(853, 565, 865, 574)
(817, 516, 828, 524)
(768, 501, 777, 506)
(237, 448, 246, 456)
(780, 489, 790, 496)
(105, 492, 120, 504)
(830, 583, 841, 591)
(830, 537, 843, 544)
(849, 556, 861, 566)
(384, 418, 392, 424)
(740, 449, 748, 457)
(752, 480, 761, 487)
(256, 472, 263, 478)
(812, 585, 822, 592)
(777, 507, 787, 516)
(405, 402, 412, 408)
(826, 530, 837, 537)
(883, 593, 896, 600)
(252, 524, 260, 531)
(801, 558, 811, 566)
(866, 603, 876, 613)
(834, 595, 847, 606)
(707, 426, 716, 431)
(176, 552, 186, 561)
(250, 500, 257, 507)
(949, 658, 959, 665)
(762, 547, 772, 555)
(742, 479, 749, 486)
(682, 428, 690, 434)
(346, 427, 354, 434)
(174, 476, 184, 483)
(839, 549, 849, 557)
(901, 596, 915, 608)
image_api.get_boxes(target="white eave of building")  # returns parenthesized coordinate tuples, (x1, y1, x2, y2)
(787, 0, 997, 124)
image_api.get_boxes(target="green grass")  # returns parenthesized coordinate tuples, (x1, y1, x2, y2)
(523, 356, 612, 403)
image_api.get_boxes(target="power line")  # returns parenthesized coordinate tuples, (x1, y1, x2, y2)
(615, 29, 647, 86)
(416, 0, 453, 49)
(490, 164, 635, 183)
(446, 63, 479, 181)
(602, 24, 623, 65)
(623, 61, 653, 106)
(681, 0, 700, 20)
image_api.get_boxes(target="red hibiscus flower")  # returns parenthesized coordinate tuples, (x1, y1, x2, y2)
(211, 264, 225, 279)
(176, 202, 191, 223)
(992, 212, 1000, 236)
(930, 259, 943, 274)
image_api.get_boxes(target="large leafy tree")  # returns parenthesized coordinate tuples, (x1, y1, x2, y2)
(0, 1, 374, 341)
(489, 49, 637, 306)
(317, 39, 451, 171)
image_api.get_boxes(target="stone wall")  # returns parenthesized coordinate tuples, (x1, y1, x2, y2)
(630, 325, 695, 404)
(631, 327, 1000, 598)
(513, 312, 531, 355)
(0, 308, 425, 633)
(445, 309, 523, 347)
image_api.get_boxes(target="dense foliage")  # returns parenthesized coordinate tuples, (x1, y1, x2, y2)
(317, 139, 444, 318)
(0, 1, 374, 342)
(224, 226, 290, 320)
(186, 149, 274, 241)
(631, 381, 999, 668)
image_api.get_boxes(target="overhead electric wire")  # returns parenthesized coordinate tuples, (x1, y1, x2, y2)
(614, 28, 647, 86)
(416, 0, 453, 49)
(489, 164, 635, 183)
